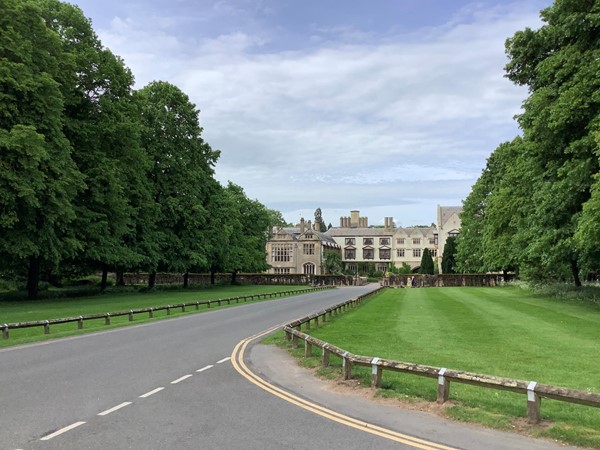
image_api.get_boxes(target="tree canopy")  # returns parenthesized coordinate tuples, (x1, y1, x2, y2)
(0, 0, 280, 297)
(456, 0, 600, 285)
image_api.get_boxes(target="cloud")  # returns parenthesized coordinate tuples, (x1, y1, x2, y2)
(92, 1, 544, 225)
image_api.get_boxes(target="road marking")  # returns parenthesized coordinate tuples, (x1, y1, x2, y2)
(231, 327, 457, 450)
(216, 357, 231, 364)
(196, 365, 213, 372)
(139, 387, 165, 398)
(40, 421, 86, 440)
(98, 402, 132, 416)
(171, 374, 193, 384)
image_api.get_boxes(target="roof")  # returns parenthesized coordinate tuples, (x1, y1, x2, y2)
(438, 206, 463, 227)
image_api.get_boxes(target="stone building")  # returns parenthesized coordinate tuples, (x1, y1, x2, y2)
(264, 205, 462, 275)
(265, 216, 341, 276)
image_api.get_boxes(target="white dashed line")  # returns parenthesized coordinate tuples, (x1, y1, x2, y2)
(171, 374, 193, 384)
(196, 365, 213, 373)
(98, 402, 132, 416)
(216, 357, 231, 364)
(40, 421, 86, 440)
(139, 387, 165, 398)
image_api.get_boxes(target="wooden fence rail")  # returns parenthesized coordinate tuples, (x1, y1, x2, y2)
(1, 287, 334, 340)
(281, 287, 600, 424)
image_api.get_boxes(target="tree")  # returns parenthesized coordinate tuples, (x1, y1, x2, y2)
(323, 251, 343, 274)
(502, 0, 600, 286)
(441, 237, 458, 274)
(137, 81, 219, 287)
(0, 0, 84, 299)
(419, 248, 434, 274)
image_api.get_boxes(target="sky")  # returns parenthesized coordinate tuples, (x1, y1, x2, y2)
(72, 0, 552, 228)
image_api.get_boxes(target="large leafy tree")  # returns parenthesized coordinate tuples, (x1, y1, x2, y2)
(458, 0, 600, 285)
(37, 0, 151, 290)
(0, 0, 83, 299)
(137, 81, 219, 287)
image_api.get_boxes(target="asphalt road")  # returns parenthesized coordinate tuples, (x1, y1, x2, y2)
(0, 285, 579, 450)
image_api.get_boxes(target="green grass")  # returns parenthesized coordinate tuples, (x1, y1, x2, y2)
(273, 286, 600, 449)
(0, 285, 308, 347)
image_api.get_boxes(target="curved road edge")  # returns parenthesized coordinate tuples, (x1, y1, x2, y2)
(231, 328, 581, 450)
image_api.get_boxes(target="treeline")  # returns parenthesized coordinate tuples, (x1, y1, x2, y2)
(456, 0, 599, 286)
(1, 0, 282, 298)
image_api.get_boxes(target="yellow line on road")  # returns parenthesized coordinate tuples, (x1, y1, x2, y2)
(231, 327, 457, 450)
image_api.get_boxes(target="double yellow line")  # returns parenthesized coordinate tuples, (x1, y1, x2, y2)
(231, 327, 457, 450)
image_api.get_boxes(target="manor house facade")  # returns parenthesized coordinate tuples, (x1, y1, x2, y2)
(265, 205, 462, 275)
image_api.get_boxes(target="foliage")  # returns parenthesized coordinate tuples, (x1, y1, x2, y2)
(457, 0, 600, 285)
(419, 248, 434, 274)
(0, 0, 277, 297)
(323, 251, 343, 274)
(442, 237, 457, 274)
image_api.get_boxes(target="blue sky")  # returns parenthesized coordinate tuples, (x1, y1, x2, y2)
(72, 0, 552, 227)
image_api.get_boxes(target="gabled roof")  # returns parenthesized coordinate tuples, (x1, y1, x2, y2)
(439, 206, 463, 228)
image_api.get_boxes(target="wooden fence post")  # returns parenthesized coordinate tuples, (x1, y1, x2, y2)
(104, 313, 110, 325)
(437, 368, 449, 403)
(305, 340, 312, 357)
(128, 310, 134, 321)
(322, 345, 330, 367)
(371, 357, 382, 388)
(527, 381, 541, 423)
(292, 333, 299, 349)
(43, 321, 50, 334)
(314, 315, 319, 327)
(2, 324, 8, 339)
(343, 352, 352, 380)
(284, 329, 292, 341)
(305, 319, 311, 330)
(166, 306, 171, 315)
(195, 302, 200, 310)
(181, 304, 186, 312)
(78, 316, 84, 329)
(149, 308, 154, 318)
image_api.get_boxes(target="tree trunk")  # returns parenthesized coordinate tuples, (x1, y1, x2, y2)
(27, 256, 40, 300)
(210, 269, 216, 285)
(231, 270, 237, 284)
(101, 264, 108, 292)
(148, 271, 156, 289)
(116, 271, 125, 286)
(570, 259, 582, 287)
(183, 272, 189, 289)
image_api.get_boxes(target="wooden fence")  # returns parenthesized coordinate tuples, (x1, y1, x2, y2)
(1, 287, 333, 340)
(282, 288, 600, 424)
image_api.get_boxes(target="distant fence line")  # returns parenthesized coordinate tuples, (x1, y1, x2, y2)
(383, 273, 515, 288)
(123, 273, 352, 286)
(1, 287, 334, 340)
(282, 287, 600, 424)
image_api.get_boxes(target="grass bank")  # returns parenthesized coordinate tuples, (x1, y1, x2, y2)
(0, 285, 308, 348)
(269, 286, 600, 448)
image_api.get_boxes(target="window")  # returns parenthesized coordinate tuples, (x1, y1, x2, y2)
(396, 249, 405, 257)
(413, 249, 421, 258)
(377, 264, 388, 272)
(303, 263, 315, 275)
(433, 234, 438, 245)
(271, 244, 293, 262)
(412, 238, 421, 245)
(274, 268, 290, 274)
(380, 238, 390, 246)
(303, 243, 315, 255)
(431, 249, 438, 257)
(379, 249, 391, 260)
(363, 248, 374, 260)
(363, 238, 373, 245)
(344, 248, 356, 260)
(346, 263, 357, 272)
(429, 238, 436, 245)
(396, 238, 405, 245)
(345, 238, 355, 245)
(449, 231, 459, 238)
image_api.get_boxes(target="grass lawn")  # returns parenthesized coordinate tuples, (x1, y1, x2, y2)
(270, 286, 600, 448)
(0, 285, 308, 348)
